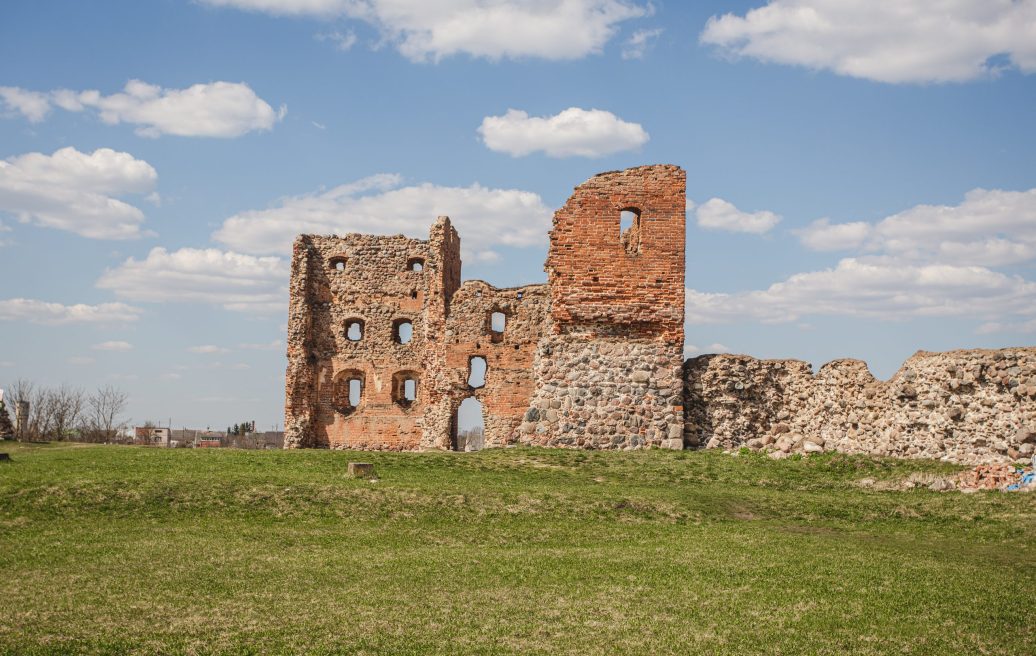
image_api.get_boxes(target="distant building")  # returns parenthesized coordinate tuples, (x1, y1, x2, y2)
(134, 426, 170, 447)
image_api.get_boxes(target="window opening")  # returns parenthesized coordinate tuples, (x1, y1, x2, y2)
(407, 258, 425, 272)
(329, 256, 347, 271)
(393, 319, 414, 344)
(620, 208, 642, 255)
(468, 356, 487, 389)
(332, 371, 364, 415)
(349, 379, 362, 406)
(392, 371, 419, 408)
(345, 319, 364, 341)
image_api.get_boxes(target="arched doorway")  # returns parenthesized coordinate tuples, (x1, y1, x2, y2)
(452, 396, 485, 451)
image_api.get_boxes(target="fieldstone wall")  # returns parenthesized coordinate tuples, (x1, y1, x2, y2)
(518, 336, 684, 449)
(684, 348, 1036, 464)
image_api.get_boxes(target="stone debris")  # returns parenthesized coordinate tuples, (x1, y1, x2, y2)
(956, 462, 1035, 492)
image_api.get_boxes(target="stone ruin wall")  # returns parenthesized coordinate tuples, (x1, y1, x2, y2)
(684, 348, 1036, 464)
(284, 215, 552, 451)
(284, 163, 1036, 463)
(520, 165, 687, 450)
(284, 227, 451, 449)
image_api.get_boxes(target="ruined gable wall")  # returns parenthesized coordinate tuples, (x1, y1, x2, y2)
(424, 281, 551, 449)
(524, 165, 687, 449)
(684, 348, 1036, 464)
(546, 164, 686, 342)
(284, 230, 447, 450)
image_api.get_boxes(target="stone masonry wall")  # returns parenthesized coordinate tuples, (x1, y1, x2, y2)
(525, 164, 687, 449)
(284, 220, 456, 449)
(422, 280, 551, 450)
(285, 164, 1035, 463)
(519, 336, 684, 449)
(684, 348, 1036, 464)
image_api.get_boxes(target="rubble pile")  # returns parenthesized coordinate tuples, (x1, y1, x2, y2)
(956, 462, 1035, 492)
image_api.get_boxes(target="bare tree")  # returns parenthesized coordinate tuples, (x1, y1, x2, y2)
(84, 385, 129, 443)
(50, 385, 85, 441)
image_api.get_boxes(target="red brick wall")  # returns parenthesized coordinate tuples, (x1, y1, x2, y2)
(546, 164, 686, 344)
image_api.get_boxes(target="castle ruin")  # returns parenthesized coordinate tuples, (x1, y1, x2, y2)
(285, 165, 1036, 463)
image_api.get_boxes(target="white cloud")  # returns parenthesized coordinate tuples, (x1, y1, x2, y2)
(708, 342, 731, 353)
(0, 147, 157, 239)
(0, 299, 141, 325)
(92, 340, 134, 351)
(0, 86, 51, 122)
(976, 318, 1036, 334)
(622, 28, 661, 60)
(479, 107, 649, 158)
(796, 188, 1036, 266)
(239, 340, 283, 350)
(795, 218, 871, 250)
(700, 0, 1036, 84)
(686, 258, 1036, 324)
(696, 197, 780, 234)
(188, 345, 230, 354)
(317, 29, 357, 51)
(0, 361, 14, 368)
(212, 173, 551, 261)
(68, 356, 96, 365)
(96, 247, 289, 313)
(3, 80, 284, 138)
(201, 0, 649, 61)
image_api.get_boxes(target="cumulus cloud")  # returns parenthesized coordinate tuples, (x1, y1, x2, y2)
(96, 247, 289, 313)
(239, 340, 283, 350)
(188, 345, 230, 354)
(212, 173, 552, 261)
(700, 0, 1036, 84)
(0, 87, 51, 122)
(0, 298, 141, 325)
(1, 80, 284, 137)
(201, 0, 649, 61)
(93, 341, 133, 351)
(622, 28, 661, 60)
(0, 147, 157, 239)
(696, 197, 780, 234)
(796, 188, 1036, 266)
(795, 218, 871, 251)
(478, 108, 649, 158)
(686, 258, 1036, 325)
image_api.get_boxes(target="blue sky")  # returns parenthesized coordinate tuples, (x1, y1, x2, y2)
(1, 0, 1035, 432)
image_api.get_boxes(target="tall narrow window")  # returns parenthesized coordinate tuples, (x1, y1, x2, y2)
(468, 356, 487, 389)
(332, 370, 364, 415)
(348, 379, 362, 406)
(345, 319, 364, 341)
(392, 319, 414, 344)
(392, 371, 419, 408)
(620, 208, 641, 255)
(489, 311, 506, 343)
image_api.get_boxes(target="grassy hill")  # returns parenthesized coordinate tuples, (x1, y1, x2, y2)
(0, 443, 1033, 655)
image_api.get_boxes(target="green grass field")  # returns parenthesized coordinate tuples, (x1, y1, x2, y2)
(0, 442, 1033, 655)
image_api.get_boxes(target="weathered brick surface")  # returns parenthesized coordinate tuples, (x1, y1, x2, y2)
(284, 164, 1033, 463)
(547, 164, 685, 343)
